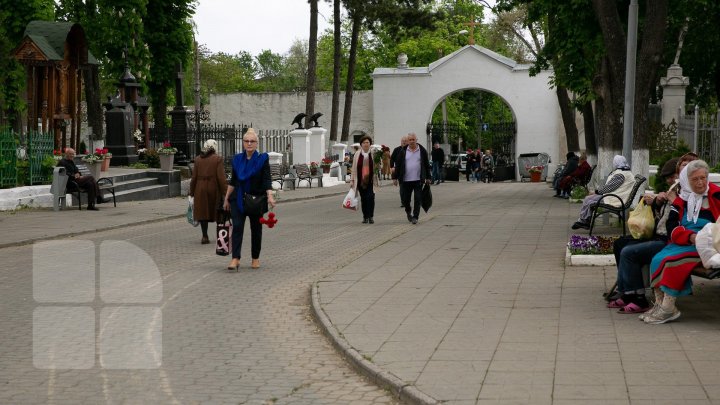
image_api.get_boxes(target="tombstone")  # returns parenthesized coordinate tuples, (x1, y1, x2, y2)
(267, 152, 283, 165)
(104, 61, 139, 166)
(168, 62, 191, 165)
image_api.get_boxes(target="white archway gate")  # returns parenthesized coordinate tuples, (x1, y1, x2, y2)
(372, 45, 563, 180)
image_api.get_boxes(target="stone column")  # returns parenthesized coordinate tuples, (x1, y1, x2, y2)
(331, 143, 347, 161)
(308, 126, 327, 163)
(289, 129, 311, 165)
(660, 64, 689, 127)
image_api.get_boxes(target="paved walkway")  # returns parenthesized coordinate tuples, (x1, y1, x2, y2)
(313, 182, 720, 404)
(5, 180, 720, 404)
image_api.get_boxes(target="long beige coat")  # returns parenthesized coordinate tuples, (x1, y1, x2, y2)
(350, 149, 380, 195)
(190, 153, 227, 221)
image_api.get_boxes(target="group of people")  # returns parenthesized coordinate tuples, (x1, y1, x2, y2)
(465, 149, 495, 183)
(188, 130, 434, 270)
(351, 132, 432, 225)
(570, 152, 712, 324)
(553, 151, 592, 198)
(189, 128, 275, 271)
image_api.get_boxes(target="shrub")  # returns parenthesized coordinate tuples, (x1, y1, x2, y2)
(144, 148, 160, 168)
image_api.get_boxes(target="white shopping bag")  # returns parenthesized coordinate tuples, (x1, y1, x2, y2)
(696, 222, 720, 268)
(342, 189, 359, 211)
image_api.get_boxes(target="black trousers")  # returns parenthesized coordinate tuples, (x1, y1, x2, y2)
(359, 183, 375, 219)
(75, 176, 101, 205)
(230, 203, 263, 259)
(400, 181, 423, 219)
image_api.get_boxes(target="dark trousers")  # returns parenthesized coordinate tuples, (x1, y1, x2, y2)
(613, 236, 665, 293)
(400, 181, 423, 219)
(230, 203, 263, 259)
(359, 184, 375, 219)
(432, 161, 443, 182)
(75, 176, 100, 205)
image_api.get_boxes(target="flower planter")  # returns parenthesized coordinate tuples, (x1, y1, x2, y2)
(530, 171, 541, 182)
(87, 162, 102, 179)
(565, 247, 616, 266)
(159, 154, 175, 171)
(101, 156, 111, 171)
(321, 166, 330, 174)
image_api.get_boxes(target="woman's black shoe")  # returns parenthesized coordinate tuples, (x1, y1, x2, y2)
(362, 218, 369, 224)
(368, 218, 374, 224)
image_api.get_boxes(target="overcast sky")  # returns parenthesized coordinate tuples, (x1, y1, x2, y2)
(194, 0, 335, 57)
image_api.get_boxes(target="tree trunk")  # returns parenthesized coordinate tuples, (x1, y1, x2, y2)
(340, 14, 361, 142)
(83, 65, 103, 140)
(304, 0, 318, 130)
(329, 0, 341, 142)
(581, 101, 597, 157)
(556, 86, 579, 152)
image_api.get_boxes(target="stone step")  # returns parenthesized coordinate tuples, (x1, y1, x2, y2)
(113, 184, 172, 203)
(111, 177, 162, 193)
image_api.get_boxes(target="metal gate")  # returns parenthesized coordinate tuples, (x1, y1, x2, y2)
(426, 121, 515, 165)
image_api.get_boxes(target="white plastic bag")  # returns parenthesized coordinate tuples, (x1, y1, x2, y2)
(187, 196, 199, 227)
(695, 222, 720, 268)
(342, 189, 358, 211)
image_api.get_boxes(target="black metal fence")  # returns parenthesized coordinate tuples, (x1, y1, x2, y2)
(149, 124, 292, 167)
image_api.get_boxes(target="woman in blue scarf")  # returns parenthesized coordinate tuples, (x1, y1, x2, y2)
(223, 128, 276, 270)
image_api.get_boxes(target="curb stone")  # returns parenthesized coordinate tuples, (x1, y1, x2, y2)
(310, 282, 439, 405)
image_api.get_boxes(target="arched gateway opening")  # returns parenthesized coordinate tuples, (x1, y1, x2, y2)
(426, 88, 516, 181)
(372, 45, 562, 180)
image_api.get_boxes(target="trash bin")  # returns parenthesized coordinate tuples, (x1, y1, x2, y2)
(50, 166, 68, 211)
(443, 163, 459, 181)
(518, 153, 551, 182)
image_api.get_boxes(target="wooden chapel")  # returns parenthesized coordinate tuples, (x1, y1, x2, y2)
(12, 21, 98, 149)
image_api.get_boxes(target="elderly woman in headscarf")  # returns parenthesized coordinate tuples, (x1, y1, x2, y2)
(189, 139, 227, 244)
(643, 160, 720, 324)
(572, 155, 635, 230)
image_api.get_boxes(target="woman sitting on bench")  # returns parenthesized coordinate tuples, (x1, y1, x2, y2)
(644, 159, 720, 324)
(571, 155, 635, 230)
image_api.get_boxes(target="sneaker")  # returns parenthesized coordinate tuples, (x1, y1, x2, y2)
(411, 217, 418, 224)
(644, 307, 681, 324)
(639, 303, 660, 321)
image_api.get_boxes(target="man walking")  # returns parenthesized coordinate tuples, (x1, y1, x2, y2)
(431, 142, 445, 185)
(393, 133, 431, 224)
(390, 136, 408, 207)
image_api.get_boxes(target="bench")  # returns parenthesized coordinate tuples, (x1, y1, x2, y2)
(52, 164, 116, 210)
(294, 163, 323, 188)
(270, 163, 295, 190)
(589, 174, 646, 236)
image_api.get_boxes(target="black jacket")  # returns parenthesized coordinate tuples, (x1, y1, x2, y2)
(390, 145, 403, 168)
(560, 155, 579, 177)
(431, 147, 445, 164)
(393, 144, 431, 183)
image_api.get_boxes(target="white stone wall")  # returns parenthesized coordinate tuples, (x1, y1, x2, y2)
(209, 91, 374, 137)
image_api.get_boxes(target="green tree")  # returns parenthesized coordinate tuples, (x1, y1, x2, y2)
(144, 0, 194, 132)
(0, 0, 54, 128)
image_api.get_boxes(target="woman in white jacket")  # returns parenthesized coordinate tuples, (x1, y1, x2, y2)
(572, 155, 635, 230)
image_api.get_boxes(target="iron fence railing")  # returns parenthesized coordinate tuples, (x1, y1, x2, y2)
(678, 107, 720, 167)
(148, 124, 293, 168)
(0, 129, 54, 188)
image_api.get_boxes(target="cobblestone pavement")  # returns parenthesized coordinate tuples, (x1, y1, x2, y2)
(0, 187, 410, 404)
